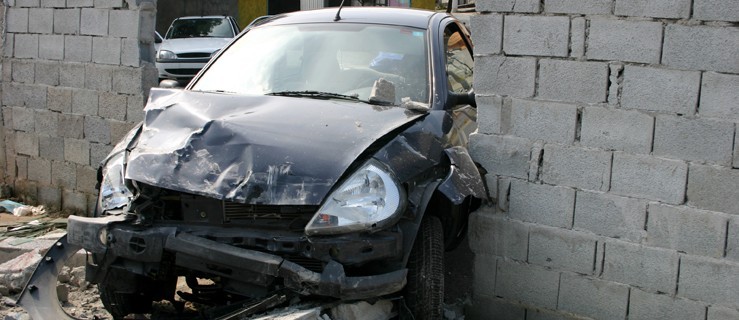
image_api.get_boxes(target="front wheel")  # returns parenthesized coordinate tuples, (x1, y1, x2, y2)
(405, 215, 444, 320)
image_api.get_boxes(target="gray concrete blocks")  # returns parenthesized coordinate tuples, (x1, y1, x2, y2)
(496, 259, 560, 309)
(544, 0, 612, 14)
(629, 289, 706, 320)
(29, 8, 53, 34)
(14, 33, 39, 59)
(528, 226, 596, 274)
(120, 38, 142, 67)
(71, 89, 98, 116)
(574, 191, 647, 241)
(35, 109, 59, 136)
(80, 8, 108, 36)
(67, 0, 93, 7)
(541, 144, 611, 192)
(663, 25, 739, 74)
(611, 153, 687, 204)
(28, 157, 52, 185)
(653, 115, 734, 165)
(469, 210, 530, 261)
(475, 56, 536, 97)
(11, 106, 35, 132)
(7, 8, 29, 33)
(84, 64, 112, 91)
(54, 9, 80, 34)
(64, 35, 92, 62)
(98, 92, 127, 121)
(467, 295, 525, 320)
(687, 164, 739, 214)
(622, 66, 700, 115)
(60, 62, 85, 88)
(94, 0, 124, 8)
(679, 255, 739, 309)
(48, 87, 72, 113)
(83, 116, 110, 144)
(477, 0, 540, 13)
(4, 35, 15, 58)
(509, 98, 577, 145)
(700, 72, 739, 122)
(15, 132, 39, 157)
(39, 136, 64, 161)
(580, 106, 653, 154)
(90, 142, 113, 166)
(35, 61, 60, 86)
(39, 34, 64, 60)
(64, 138, 89, 165)
(735, 130, 739, 169)
(615, 0, 691, 19)
(62, 189, 88, 212)
(693, 0, 739, 22)
(708, 306, 739, 320)
(42, 0, 66, 7)
(557, 274, 629, 320)
(113, 67, 144, 94)
(503, 16, 569, 57)
(17, 0, 41, 7)
(470, 14, 502, 55)
(76, 165, 97, 194)
(38, 185, 62, 209)
(509, 180, 575, 228)
(126, 94, 145, 123)
(109, 9, 140, 38)
(587, 18, 662, 64)
(470, 133, 532, 179)
(472, 253, 497, 298)
(12, 60, 35, 84)
(475, 95, 504, 134)
(647, 203, 728, 258)
(58, 113, 84, 139)
(602, 240, 679, 294)
(538, 59, 608, 104)
(3, 83, 47, 109)
(570, 17, 585, 58)
(92, 37, 121, 65)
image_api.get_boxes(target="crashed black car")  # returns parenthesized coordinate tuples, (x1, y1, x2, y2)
(19, 7, 485, 320)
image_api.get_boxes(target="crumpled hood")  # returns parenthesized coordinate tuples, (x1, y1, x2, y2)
(125, 88, 424, 205)
(160, 37, 231, 54)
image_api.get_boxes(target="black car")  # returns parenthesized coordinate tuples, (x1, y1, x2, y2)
(19, 7, 485, 320)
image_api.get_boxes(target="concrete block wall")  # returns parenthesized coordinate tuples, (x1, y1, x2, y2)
(1, 0, 158, 212)
(469, 0, 739, 319)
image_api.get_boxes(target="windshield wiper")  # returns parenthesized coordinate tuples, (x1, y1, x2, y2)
(267, 91, 360, 102)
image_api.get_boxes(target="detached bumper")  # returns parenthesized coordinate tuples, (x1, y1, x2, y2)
(67, 215, 407, 300)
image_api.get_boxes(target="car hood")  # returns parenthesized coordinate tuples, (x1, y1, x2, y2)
(124, 88, 425, 205)
(160, 37, 232, 54)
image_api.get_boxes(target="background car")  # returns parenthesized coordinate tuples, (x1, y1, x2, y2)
(156, 16, 240, 84)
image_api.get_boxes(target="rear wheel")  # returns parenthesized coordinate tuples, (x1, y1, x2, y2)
(405, 215, 444, 320)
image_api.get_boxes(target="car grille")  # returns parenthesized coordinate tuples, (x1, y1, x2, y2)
(223, 202, 317, 228)
(177, 52, 211, 58)
(165, 68, 202, 76)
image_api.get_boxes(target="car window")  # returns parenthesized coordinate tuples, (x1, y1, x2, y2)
(444, 28, 473, 93)
(166, 18, 235, 39)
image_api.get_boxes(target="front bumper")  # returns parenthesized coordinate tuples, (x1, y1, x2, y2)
(67, 215, 408, 300)
(155, 61, 208, 79)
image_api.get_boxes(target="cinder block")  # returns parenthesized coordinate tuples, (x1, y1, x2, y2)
(647, 203, 727, 258)
(557, 274, 629, 320)
(611, 153, 687, 204)
(587, 18, 662, 64)
(468, 295, 525, 320)
(39, 136, 64, 161)
(687, 164, 739, 214)
(64, 35, 92, 62)
(544, 0, 612, 14)
(509, 180, 575, 228)
(622, 66, 700, 115)
(48, 87, 72, 113)
(66, 0, 93, 7)
(509, 98, 578, 145)
(109, 9, 139, 38)
(112, 67, 143, 94)
(663, 25, 739, 74)
(477, 0, 540, 13)
(541, 144, 611, 192)
(470, 133, 532, 180)
(3, 35, 14, 58)
(570, 17, 586, 58)
(71, 89, 98, 116)
(693, 0, 739, 22)
(83, 116, 110, 144)
(58, 113, 84, 139)
(629, 288, 706, 320)
(7, 8, 29, 33)
(53, 9, 80, 34)
(11, 107, 35, 132)
(94, 0, 124, 8)
(471, 14, 502, 55)
(120, 38, 142, 67)
(574, 191, 647, 241)
(16, 0, 40, 7)
(580, 106, 653, 154)
(84, 64, 112, 91)
(35, 61, 60, 86)
(700, 72, 739, 122)
(538, 59, 608, 104)
(38, 186, 61, 210)
(98, 92, 127, 121)
(653, 115, 734, 165)
(679, 255, 739, 309)
(108, 120, 136, 147)
(495, 259, 560, 309)
(708, 306, 739, 320)
(16, 156, 29, 180)
(62, 189, 88, 213)
(11, 60, 34, 84)
(41, 0, 65, 7)
(80, 8, 108, 36)
(473, 253, 497, 298)
(64, 138, 89, 165)
(29, 8, 53, 34)
(503, 16, 569, 57)
(468, 210, 529, 261)
(126, 94, 145, 122)
(529, 227, 596, 274)
(615, 0, 691, 19)
(28, 157, 52, 185)
(35, 110, 59, 136)
(90, 142, 113, 166)
(14, 34, 39, 59)
(602, 240, 679, 294)
(475, 56, 536, 97)
(475, 95, 504, 134)
(76, 165, 97, 194)
(3, 83, 47, 109)
(39, 34, 64, 60)
(60, 62, 85, 88)
(735, 130, 739, 169)
(92, 37, 121, 65)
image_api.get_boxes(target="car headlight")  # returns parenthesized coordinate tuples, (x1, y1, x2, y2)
(305, 159, 405, 236)
(97, 152, 133, 213)
(210, 49, 220, 58)
(157, 50, 176, 60)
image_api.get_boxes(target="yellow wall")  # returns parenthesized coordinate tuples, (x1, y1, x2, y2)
(238, 0, 268, 28)
(411, 0, 435, 10)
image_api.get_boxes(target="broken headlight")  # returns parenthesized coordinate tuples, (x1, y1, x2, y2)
(306, 159, 405, 235)
(97, 151, 133, 213)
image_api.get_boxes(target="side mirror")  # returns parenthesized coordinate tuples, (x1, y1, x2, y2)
(448, 89, 476, 108)
(159, 79, 182, 88)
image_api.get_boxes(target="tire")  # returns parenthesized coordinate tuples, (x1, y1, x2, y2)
(405, 215, 444, 320)
(98, 270, 154, 319)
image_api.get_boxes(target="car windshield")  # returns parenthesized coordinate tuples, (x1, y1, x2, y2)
(166, 18, 234, 39)
(191, 23, 429, 105)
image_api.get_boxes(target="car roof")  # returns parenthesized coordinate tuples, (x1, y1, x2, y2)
(175, 16, 231, 20)
(262, 7, 441, 29)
